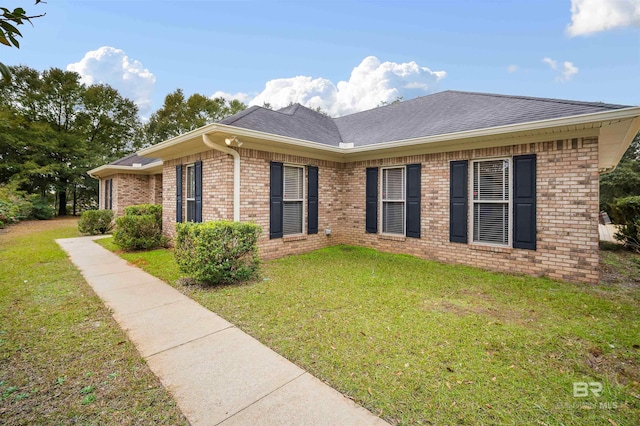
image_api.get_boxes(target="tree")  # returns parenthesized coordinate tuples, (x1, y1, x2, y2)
(142, 89, 247, 146)
(0, 1, 46, 81)
(600, 131, 640, 215)
(0, 65, 141, 215)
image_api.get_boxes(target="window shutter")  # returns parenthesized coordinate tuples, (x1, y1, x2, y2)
(270, 162, 283, 239)
(365, 167, 378, 233)
(308, 166, 318, 234)
(108, 179, 113, 210)
(449, 160, 468, 243)
(176, 165, 183, 223)
(513, 154, 536, 250)
(406, 164, 421, 238)
(194, 161, 203, 223)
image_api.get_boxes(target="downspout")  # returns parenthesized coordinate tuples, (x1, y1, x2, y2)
(202, 134, 240, 221)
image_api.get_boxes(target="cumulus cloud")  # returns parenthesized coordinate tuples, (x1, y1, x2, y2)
(567, 0, 640, 36)
(67, 46, 156, 116)
(543, 57, 579, 81)
(248, 56, 446, 116)
(507, 64, 519, 73)
(211, 91, 252, 104)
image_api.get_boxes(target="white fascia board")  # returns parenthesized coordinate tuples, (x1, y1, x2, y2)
(137, 107, 640, 161)
(87, 160, 164, 178)
(346, 107, 640, 154)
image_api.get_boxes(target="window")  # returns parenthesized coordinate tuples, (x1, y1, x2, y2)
(186, 164, 196, 222)
(472, 158, 510, 245)
(104, 179, 112, 210)
(283, 165, 304, 235)
(381, 167, 405, 235)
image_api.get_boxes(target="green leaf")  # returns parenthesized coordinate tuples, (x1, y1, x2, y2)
(0, 62, 11, 82)
(8, 34, 19, 48)
(0, 21, 21, 37)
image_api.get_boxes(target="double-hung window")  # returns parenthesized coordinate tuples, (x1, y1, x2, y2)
(472, 158, 511, 245)
(381, 167, 405, 235)
(186, 164, 196, 222)
(283, 165, 304, 235)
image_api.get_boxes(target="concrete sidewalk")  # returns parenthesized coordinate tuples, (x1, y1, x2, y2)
(57, 236, 388, 426)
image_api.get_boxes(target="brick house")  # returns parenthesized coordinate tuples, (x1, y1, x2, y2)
(89, 91, 640, 284)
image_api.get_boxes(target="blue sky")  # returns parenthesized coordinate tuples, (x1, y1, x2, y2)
(3, 0, 639, 116)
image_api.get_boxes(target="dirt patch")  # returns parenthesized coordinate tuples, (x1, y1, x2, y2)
(430, 298, 539, 326)
(0, 217, 79, 238)
(599, 246, 640, 289)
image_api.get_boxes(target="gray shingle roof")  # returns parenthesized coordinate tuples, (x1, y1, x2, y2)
(219, 103, 342, 146)
(109, 153, 159, 166)
(218, 90, 632, 147)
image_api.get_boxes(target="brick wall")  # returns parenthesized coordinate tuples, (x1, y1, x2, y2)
(111, 174, 154, 216)
(339, 137, 600, 284)
(159, 137, 600, 284)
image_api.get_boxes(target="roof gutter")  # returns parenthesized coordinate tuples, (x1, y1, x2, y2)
(202, 134, 240, 222)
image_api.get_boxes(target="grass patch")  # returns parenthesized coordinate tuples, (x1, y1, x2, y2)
(98, 238, 640, 425)
(0, 219, 186, 425)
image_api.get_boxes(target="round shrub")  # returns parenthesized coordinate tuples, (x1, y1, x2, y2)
(123, 204, 162, 230)
(611, 195, 640, 251)
(78, 209, 114, 235)
(174, 221, 262, 285)
(113, 214, 166, 251)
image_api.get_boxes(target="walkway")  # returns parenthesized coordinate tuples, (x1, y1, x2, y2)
(56, 236, 388, 426)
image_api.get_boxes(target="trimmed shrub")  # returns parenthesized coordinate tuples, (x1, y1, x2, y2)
(611, 195, 640, 251)
(114, 215, 165, 250)
(78, 210, 114, 235)
(113, 204, 165, 251)
(124, 204, 162, 230)
(174, 221, 262, 285)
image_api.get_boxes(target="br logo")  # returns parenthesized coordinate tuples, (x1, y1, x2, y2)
(573, 382, 603, 397)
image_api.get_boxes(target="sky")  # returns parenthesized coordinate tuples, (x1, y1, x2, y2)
(3, 0, 639, 118)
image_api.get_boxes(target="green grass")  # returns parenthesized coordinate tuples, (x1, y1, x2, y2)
(98, 238, 640, 425)
(0, 219, 186, 425)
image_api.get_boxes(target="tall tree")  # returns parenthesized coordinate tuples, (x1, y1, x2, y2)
(142, 89, 246, 146)
(0, 65, 142, 215)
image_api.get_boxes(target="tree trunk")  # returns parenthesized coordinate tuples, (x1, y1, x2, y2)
(73, 185, 77, 216)
(58, 190, 67, 216)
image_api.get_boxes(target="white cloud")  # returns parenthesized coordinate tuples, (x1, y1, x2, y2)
(567, 0, 640, 36)
(248, 56, 446, 116)
(507, 64, 519, 73)
(542, 57, 558, 70)
(67, 46, 156, 116)
(211, 91, 252, 104)
(542, 57, 579, 81)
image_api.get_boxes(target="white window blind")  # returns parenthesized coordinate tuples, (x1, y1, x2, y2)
(283, 165, 303, 235)
(186, 165, 195, 222)
(472, 159, 510, 245)
(382, 167, 405, 235)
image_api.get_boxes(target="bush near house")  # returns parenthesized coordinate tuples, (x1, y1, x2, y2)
(611, 195, 640, 251)
(174, 221, 261, 285)
(78, 210, 115, 235)
(113, 204, 165, 251)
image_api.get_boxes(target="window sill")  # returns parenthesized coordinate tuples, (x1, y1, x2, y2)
(379, 234, 406, 242)
(469, 243, 512, 253)
(283, 234, 307, 242)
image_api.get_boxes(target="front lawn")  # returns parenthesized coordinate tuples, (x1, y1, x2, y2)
(98, 238, 640, 425)
(0, 219, 186, 424)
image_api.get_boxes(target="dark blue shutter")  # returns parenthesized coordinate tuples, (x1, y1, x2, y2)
(406, 164, 421, 238)
(270, 162, 283, 239)
(194, 161, 203, 223)
(449, 160, 468, 243)
(513, 154, 536, 250)
(307, 166, 318, 234)
(108, 179, 112, 210)
(176, 165, 183, 223)
(365, 167, 378, 233)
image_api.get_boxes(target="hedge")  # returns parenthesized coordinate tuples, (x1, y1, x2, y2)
(78, 210, 114, 235)
(174, 220, 262, 285)
(611, 195, 640, 251)
(113, 204, 165, 251)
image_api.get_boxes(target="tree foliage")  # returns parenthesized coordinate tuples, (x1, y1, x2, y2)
(600, 131, 640, 215)
(0, 65, 141, 215)
(0, 1, 45, 81)
(142, 89, 246, 146)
